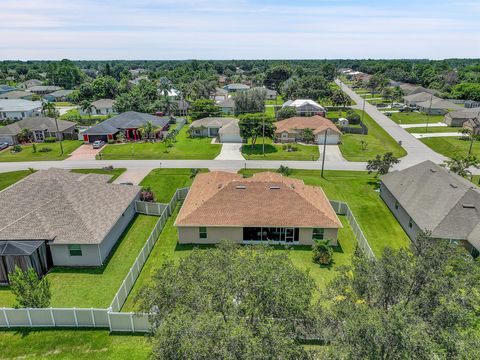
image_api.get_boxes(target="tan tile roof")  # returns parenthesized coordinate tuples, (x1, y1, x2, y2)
(274, 116, 341, 135)
(175, 171, 342, 229)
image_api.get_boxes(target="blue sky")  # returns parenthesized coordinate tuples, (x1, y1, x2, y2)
(1, 0, 479, 60)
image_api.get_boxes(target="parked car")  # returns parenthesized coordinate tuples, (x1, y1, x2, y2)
(0, 142, 9, 151)
(92, 140, 105, 149)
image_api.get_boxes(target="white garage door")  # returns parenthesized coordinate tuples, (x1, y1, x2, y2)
(220, 134, 243, 143)
(316, 134, 340, 145)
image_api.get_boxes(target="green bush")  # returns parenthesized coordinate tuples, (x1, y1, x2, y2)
(312, 239, 333, 265)
(39, 147, 52, 153)
(346, 110, 361, 125)
(44, 137, 57, 143)
(11, 145, 22, 153)
(108, 139, 115, 144)
(32, 143, 37, 153)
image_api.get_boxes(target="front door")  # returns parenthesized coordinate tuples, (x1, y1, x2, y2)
(285, 228, 295, 243)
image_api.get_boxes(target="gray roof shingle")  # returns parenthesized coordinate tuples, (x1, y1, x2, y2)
(0, 117, 76, 136)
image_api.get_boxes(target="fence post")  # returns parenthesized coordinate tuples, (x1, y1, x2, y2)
(50, 307, 55, 326)
(91, 308, 96, 327)
(130, 312, 135, 332)
(73, 308, 78, 327)
(107, 307, 113, 331)
(26, 308, 32, 326)
(3, 308, 9, 328)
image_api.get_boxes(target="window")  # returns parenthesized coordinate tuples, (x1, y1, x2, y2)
(282, 132, 288, 138)
(68, 244, 82, 256)
(395, 201, 399, 210)
(408, 218, 413, 228)
(312, 228, 324, 240)
(199, 227, 207, 239)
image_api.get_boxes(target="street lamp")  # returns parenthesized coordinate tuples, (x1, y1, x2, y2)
(321, 128, 329, 178)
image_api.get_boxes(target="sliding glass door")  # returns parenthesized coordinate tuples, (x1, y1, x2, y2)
(243, 227, 299, 243)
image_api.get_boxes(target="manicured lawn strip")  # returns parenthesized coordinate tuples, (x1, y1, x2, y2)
(420, 137, 480, 158)
(60, 108, 109, 122)
(98, 127, 222, 160)
(240, 169, 411, 256)
(338, 110, 407, 161)
(70, 168, 127, 183)
(0, 170, 32, 190)
(139, 168, 207, 203)
(264, 105, 275, 117)
(0, 141, 83, 162)
(265, 95, 283, 105)
(122, 205, 356, 311)
(0, 329, 150, 360)
(242, 138, 319, 161)
(390, 112, 444, 125)
(406, 126, 461, 134)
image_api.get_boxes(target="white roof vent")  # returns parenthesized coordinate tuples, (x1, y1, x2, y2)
(430, 168, 437, 173)
(269, 186, 280, 190)
(450, 183, 458, 188)
(462, 204, 475, 209)
(235, 185, 246, 190)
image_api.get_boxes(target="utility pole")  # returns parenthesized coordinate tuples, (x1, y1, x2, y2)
(53, 110, 63, 156)
(361, 94, 366, 124)
(425, 94, 433, 133)
(262, 116, 265, 156)
(321, 129, 328, 178)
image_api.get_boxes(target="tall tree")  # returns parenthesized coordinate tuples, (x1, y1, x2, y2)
(238, 113, 275, 148)
(234, 88, 266, 115)
(366, 152, 400, 176)
(189, 99, 221, 120)
(10, 267, 51, 308)
(264, 65, 292, 92)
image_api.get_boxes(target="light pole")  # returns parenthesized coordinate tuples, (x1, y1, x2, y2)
(321, 128, 328, 178)
(425, 95, 433, 133)
(361, 94, 366, 124)
(262, 116, 265, 156)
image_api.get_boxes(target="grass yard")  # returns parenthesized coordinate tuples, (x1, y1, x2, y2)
(98, 127, 222, 160)
(242, 138, 319, 161)
(60, 108, 108, 122)
(0, 214, 160, 308)
(70, 168, 127, 183)
(0, 329, 150, 360)
(0, 170, 32, 190)
(338, 110, 407, 161)
(265, 95, 283, 105)
(406, 126, 461, 134)
(390, 112, 444, 125)
(0, 141, 83, 162)
(139, 168, 207, 203)
(420, 136, 480, 158)
(54, 102, 74, 106)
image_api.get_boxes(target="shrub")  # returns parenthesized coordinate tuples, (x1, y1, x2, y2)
(108, 139, 115, 144)
(346, 110, 361, 125)
(44, 137, 57, 143)
(140, 187, 155, 202)
(11, 145, 22, 153)
(277, 165, 291, 176)
(32, 143, 37, 153)
(39, 147, 52, 153)
(312, 239, 333, 265)
(9, 267, 51, 308)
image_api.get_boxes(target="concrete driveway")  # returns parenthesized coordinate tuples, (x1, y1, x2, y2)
(318, 145, 346, 162)
(113, 168, 153, 185)
(65, 144, 102, 161)
(215, 143, 245, 160)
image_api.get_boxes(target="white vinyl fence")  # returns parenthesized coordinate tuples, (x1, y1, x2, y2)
(330, 200, 375, 259)
(0, 188, 190, 332)
(135, 201, 166, 216)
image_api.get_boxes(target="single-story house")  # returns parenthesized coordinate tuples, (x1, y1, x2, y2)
(18, 79, 43, 90)
(223, 83, 250, 92)
(444, 108, 480, 127)
(210, 88, 228, 102)
(463, 117, 480, 135)
(28, 86, 63, 95)
(175, 171, 342, 245)
(43, 89, 75, 102)
(0, 99, 43, 121)
(252, 87, 277, 100)
(402, 92, 439, 107)
(416, 98, 462, 115)
(217, 98, 235, 115)
(190, 117, 242, 143)
(80, 99, 116, 116)
(0, 85, 16, 95)
(0, 116, 76, 144)
(0, 169, 141, 284)
(274, 115, 341, 144)
(282, 99, 326, 117)
(399, 84, 438, 96)
(82, 111, 175, 143)
(0, 90, 34, 100)
(380, 161, 480, 257)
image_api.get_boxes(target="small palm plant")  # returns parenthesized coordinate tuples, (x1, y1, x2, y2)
(277, 165, 291, 177)
(312, 239, 333, 265)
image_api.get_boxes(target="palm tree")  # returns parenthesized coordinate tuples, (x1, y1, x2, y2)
(158, 77, 172, 97)
(41, 101, 63, 155)
(80, 101, 94, 119)
(190, 168, 200, 179)
(138, 121, 158, 141)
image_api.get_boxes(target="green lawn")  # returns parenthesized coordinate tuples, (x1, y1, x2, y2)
(406, 126, 461, 134)
(390, 112, 444, 125)
(242, 138, 319, 161)
(98, 127, 222, 160)
(265, 95, 283, 105)
(0, 214, 160, 308)
(0, 141, 83, 162)
(60, 108, 108, 122)
(139, 168, 206, 203)
(420, 136, 480, 158)
(0, 329, 150, 360)
(70, 168, 126, 183)
(337, 110, 407, 161)
(54, 102, 74, 106)
(0, 170, 32, 190)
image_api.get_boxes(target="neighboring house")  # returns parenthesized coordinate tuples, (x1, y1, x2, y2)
(43, 89, 75, 102)
(0, 116, 76, 144)
(416, 98, 462, 115)
(282, 99, 326, 117)
(18, 79, 43, 90)
(380, 161, 480, 257)
(80, 99, 115, 116)
(223, 83, 250, 92)
(0, 85, 16, 95)
(176, 99, 190, 116)
(28, 85, 62, 95)
(0, 169, 141, 284)
(190, 117, 242, 143)
(402, 92, 439, 107)
(444, 108, 480, 127)
(175, 171, 342, 245)
(463, 117, 480, 135)
(0, 90, 34, 100)
(210, 87, 228, 102)
(252, 87, 277, 100)
(399, 83, 438, 96)
(274, 115, 341, 144)
(82, 111, 175, 143)
(0, 99, 42, 121)
(217, 98, 235, 115)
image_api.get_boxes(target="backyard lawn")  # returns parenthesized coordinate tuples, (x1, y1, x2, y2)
(242, 138, 319, 160)
(390, 112, 444, 125)
(406, 126, 461, 134)
(0, 170, 32, 190)
(0, 214, 160, 308)
(420, 136, 480, 158)
(337, 110, 407, 161)
(0, 141, 83, 162)
(98, 127, 222, 160)
(70, 168, 126, 182)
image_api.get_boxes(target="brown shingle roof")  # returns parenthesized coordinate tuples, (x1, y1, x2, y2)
(175, 171, 342, 228)
(274, 115, 341, 135)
